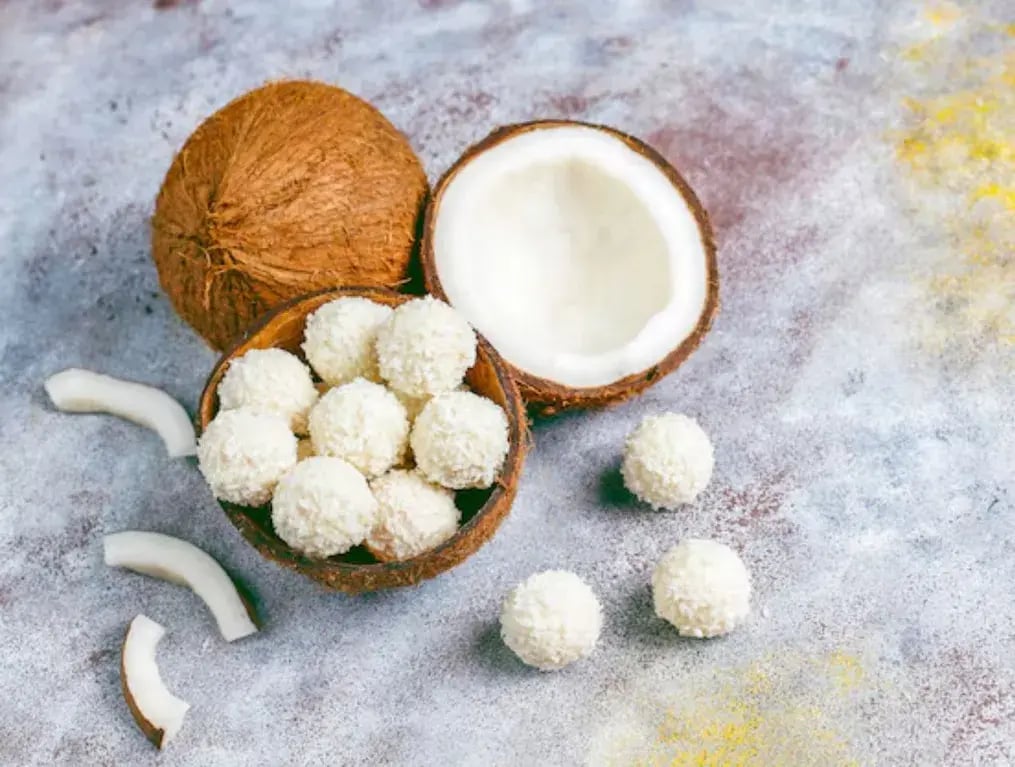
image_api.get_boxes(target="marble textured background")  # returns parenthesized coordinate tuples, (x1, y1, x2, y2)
(1, 1, 1013, 765)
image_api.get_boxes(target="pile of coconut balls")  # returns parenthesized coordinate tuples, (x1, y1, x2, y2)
(197, 295, 510, 562)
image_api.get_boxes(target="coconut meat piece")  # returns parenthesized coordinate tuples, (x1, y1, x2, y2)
(433, 125, 710, 388)
(121, 614, 190, 749)
(44, 368, 196, 457)
(104, 531, 258, 642)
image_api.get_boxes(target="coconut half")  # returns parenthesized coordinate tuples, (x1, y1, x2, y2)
(44, 368, 196, 457)
(422, 121, 718, 411)
(104, 531, 258, 642)
(121, 614, 190, 749)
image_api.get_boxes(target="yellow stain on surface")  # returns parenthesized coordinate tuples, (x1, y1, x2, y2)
(924, 3, 961, 28)
(894, 8, 1015, 349)
(598, 651, 866, 767)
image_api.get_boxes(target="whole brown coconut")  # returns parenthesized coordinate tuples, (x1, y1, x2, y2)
(152, 80, 428, 351)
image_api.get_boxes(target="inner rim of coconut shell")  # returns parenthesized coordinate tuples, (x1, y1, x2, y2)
(430, 123, 712, 389)
(199, 287, 526, 577)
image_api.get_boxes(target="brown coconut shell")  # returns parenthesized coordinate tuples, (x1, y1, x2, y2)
(153, 80, 429, 351)
(198, 287, 528, 594)
(120, 627, 171, 749)
(420, 120, 719, 415)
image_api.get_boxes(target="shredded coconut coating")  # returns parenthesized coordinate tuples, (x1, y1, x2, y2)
(652, 539, 752, 638)
(197, 409, 297, 506)
(410, 390, 508, 489)
(375, 296, 476, 399)
(622, 412, 714, 510)
(500, 570, 603, 671)
(365, 469, 461, 561)
(394, 383, 467, 424)
(302, 297, 392, 386)
(308, 378, 409, 477)
(217, 348, 319, 433)
(271, 456, 378, 558)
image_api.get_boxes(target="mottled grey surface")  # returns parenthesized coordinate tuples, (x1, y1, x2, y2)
(1, 1, 1013, 765)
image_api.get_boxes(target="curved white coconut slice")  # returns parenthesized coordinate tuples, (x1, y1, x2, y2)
(121, 614, 190, 749)
(104, 531, 258, 642)
(428, 122, 716, 401)
(44, 368, 196, 457)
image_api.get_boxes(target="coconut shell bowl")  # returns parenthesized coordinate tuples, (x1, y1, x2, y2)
(198, 286, 528, 594)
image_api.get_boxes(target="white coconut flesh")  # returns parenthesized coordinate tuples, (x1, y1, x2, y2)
(121, 614, 190, 748)
(433, 125, 710, 388)
(44, 368, 196, 457)
(104, 531, 258, 642)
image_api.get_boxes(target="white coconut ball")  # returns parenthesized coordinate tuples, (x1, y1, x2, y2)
(500, 570, 603, 671)
(375, 296, 476, 399)
(411, 390, 509, 490)
(652, 539, 752, 638)
(217, 348, 319, 433)
(394, 383, 467, 424)
(302, 297, 392, 385)
(197, 409, 297, 506)
(271, 456, 378, 558)
(365, 470, 461, 561)
(622, 413, 714, 510)
(308, 378, 409, 477)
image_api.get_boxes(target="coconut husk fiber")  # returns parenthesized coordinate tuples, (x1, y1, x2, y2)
(152, 80, 428, 351)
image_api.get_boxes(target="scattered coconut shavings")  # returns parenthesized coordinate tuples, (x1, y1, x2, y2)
(44, 368, 196, 457)
(121, 614, 190, 750)
(104, 531, 258, 642)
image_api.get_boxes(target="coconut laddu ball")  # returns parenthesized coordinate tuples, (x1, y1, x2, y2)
(365, 470, 460, 562)
(375, 296, 476, 399)
(308, 378, 409, 477)
(302, 297, 392, 386)
(652, 539, 752, 638)
(622, 412, 714, 510)
(500, 570, 603, 671)
(271, 457, 378, 558)
(197, 409, 297, 506)
(410, 390, 509, 490)
(217, 348, 318, 433)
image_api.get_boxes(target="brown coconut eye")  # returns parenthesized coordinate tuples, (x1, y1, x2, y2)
(152, 80, 428, 351)
(422, 121, 718, 412)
